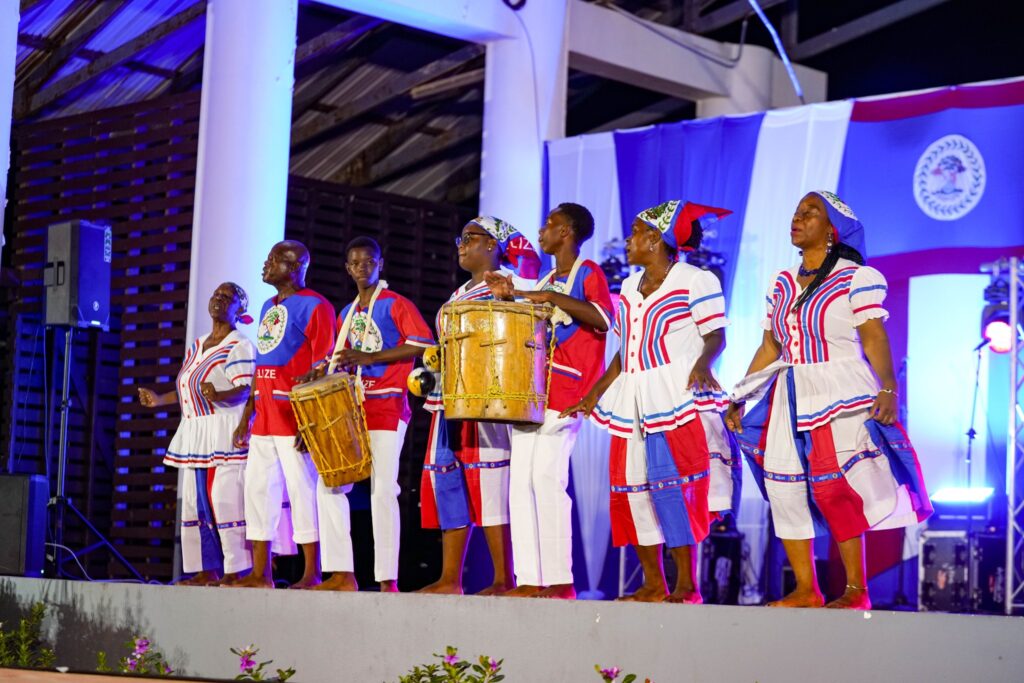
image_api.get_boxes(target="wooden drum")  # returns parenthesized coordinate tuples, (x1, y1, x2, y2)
(439, 300, 551, 423)
(289, 372, 372, 487)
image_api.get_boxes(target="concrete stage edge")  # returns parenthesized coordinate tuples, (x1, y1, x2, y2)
(1, 577, 1021, 682)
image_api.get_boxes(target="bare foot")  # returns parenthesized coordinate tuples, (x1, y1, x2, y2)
(502, 584, 544, 598)
(475, 581, 516, 597)
(176, 571, 220, 586)
(666, 588, 703, 604)
(535, 584, 576, 600)
(617, 584, 668, 603)
(289, 574, 323, 590)
(309, 573, 358, 592)
(416, 579, 464, 595)
(378, 580, 400, 593)
(767, 587, 824, 608)
(825, 586, 871, 610)
(212, 572, 243, 587)
(232, 573, 275, 589)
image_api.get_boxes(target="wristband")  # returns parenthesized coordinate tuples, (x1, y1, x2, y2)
(878, 388, 897, 396)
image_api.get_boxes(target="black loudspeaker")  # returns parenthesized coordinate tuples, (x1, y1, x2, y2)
(44, 220, 112, 330)
(700, 529, 744, 604)
(0, 475, 47, 577)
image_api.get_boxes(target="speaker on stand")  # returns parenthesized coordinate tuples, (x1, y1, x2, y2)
(43, 220, 142, 581)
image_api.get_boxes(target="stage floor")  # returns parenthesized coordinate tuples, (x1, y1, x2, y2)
(1, 576, 1021, 682)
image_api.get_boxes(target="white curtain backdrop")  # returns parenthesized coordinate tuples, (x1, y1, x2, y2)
(720, 101, 853, 593)
(546, 132, 622, 597)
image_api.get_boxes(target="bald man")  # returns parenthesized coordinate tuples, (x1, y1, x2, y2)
(233, 240, 337, 588)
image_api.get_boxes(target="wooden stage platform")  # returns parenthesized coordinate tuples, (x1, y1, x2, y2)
(1, 577, 1022, 682)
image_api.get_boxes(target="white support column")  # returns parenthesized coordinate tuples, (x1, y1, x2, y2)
(480, 1, 569, 247)
(187, 0, 299, 341)
(0, 2, 18, 264)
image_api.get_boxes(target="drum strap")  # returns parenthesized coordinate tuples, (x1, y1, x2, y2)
(327, 281, 388, 393)
(536, 256, 583, 328)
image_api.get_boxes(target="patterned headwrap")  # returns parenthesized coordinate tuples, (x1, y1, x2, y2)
(224, 282, 254, 325)
(809, 190, 867, 259)
(635, 201, 732, 251)
(466, 215, 541, 279)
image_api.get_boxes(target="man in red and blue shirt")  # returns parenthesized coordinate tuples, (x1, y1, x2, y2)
(487, 202, 613, 599)
(315, 236, 434, 592)
(233, 240, 336, 589)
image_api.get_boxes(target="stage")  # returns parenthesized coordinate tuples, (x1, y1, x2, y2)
(1, 577, 1021, 682)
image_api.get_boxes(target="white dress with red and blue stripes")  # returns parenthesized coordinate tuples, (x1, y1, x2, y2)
(164, 331, 255, 468)
(590, 263, 735, 549)
(591, 264, 730, 438)
(731, 260, 925, 541)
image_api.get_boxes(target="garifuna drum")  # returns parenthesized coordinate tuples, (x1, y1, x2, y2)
(438, 300, 552, 423)
(289, 372, 373, 487)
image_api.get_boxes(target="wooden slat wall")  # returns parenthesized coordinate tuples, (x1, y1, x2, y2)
(2, 92, 202, 580)
(2, 96, 473, 584)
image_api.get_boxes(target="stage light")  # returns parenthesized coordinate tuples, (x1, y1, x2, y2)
(931, 486, 995, 504)
(984, 320, 1013, 353)
(979, 276, 1020, 353)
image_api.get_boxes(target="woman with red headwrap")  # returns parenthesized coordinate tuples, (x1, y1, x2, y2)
(562, 200, 736, 603)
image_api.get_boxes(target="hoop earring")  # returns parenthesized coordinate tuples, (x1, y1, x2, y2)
(826, 235, 833, 254)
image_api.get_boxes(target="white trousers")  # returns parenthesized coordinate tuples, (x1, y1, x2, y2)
(244, 435, 320, 544)
(509, 410, 582, 586)
(180, 465, 251, 574)
(317, 423, 408, 580)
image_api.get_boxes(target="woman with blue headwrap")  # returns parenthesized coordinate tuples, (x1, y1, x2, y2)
(725, 191, 931, 610)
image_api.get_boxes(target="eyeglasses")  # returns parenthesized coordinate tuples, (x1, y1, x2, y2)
(455, 232, 490, 248)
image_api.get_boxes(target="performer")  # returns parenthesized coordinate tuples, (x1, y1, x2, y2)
(310, 236, 434, 592)
(725, 191, 932, 610)
(233, 240, 337, 589)
(138, 283, 255, 586)
(562, 201, 734, 603)
(418, 216, 541, 595)
(486, 202, 613, 599)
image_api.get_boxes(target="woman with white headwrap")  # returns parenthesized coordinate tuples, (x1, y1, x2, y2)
(138, 282, 256, 585)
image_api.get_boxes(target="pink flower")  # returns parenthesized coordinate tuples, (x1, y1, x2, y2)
(126, 657, 139, 672)
(443, 653, 460, 665)
(600, 667, 621, 680)
(489, 658, 499, 672)
(239, 654, 256, 672)
(133, 638, 150, 655)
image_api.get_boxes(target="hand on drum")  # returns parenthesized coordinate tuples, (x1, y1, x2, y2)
(333, 348, 375, 369)
(687, 360, 722, 394)
(724, 402, 745, 434)
(294, 362, 327, 385)
(515, 289, 554, 305)
(559, 391, 599, 419)
(869, 390, 898, 425)
(483, 271, 515, 301)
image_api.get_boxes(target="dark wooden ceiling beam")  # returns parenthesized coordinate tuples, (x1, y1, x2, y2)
(367, 118, 482, 186)
(327, 106, 443, 185)
(23, 0, 206, 118)
(690, 0, 787, 34)
(290, 43, 484, 149)
(295, 15, 381, 68)
(17, 0, 130, 102)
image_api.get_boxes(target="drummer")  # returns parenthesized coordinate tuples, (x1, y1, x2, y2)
(233, 240, 336, 589)
(314, 236, 434, 592)
(486, 202, 613, 599)
(418, 216, 541, 595)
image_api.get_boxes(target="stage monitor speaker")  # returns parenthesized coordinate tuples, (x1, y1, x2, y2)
(0, 474, 47, 577)
(44, 220, 112, 330)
